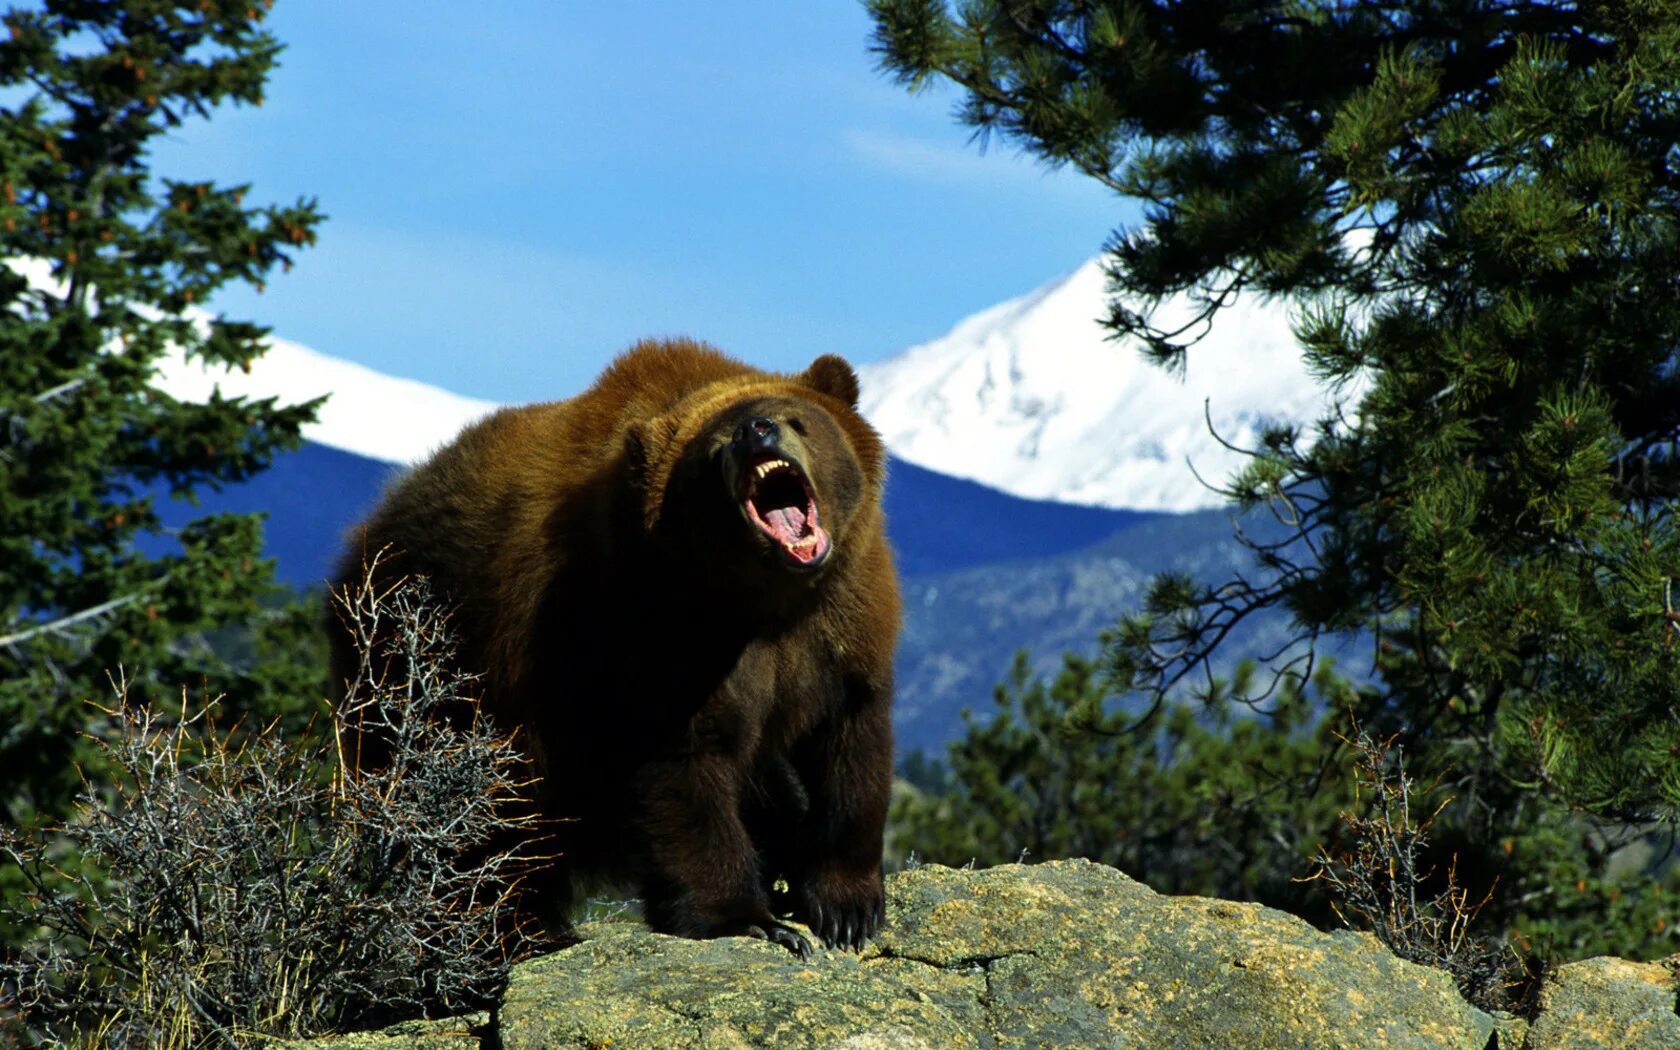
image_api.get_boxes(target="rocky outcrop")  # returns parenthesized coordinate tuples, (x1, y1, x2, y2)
(297, 860, 1679, 1049)
(1523, 955, 1680, 1049)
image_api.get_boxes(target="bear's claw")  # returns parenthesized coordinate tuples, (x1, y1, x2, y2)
(804, 889, 884, 952)
(739, 919, 814, 960)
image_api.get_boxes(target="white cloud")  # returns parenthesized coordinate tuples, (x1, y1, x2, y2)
(840, 127, 1087, 193)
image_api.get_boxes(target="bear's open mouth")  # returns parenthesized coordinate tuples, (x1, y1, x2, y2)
(741, 454, 831, 568)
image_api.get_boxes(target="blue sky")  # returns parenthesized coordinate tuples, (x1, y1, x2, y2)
(150, 2, 1128, 403)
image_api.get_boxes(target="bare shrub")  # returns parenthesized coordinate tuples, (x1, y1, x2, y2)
(0, 559, 542, 1047)
(1301, 728, 1517, 1011)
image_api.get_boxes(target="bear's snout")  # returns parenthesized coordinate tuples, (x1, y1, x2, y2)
(734, 415, 780, 449)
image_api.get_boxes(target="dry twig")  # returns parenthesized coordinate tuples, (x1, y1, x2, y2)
(1, 557, 543, 1047)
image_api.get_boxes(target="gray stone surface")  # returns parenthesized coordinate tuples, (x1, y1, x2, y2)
(498, 860, 1495, 1049)
(1523, 955, 1680, 1050)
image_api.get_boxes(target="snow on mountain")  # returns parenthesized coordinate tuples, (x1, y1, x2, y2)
(8, 255, 496, 465)
(154, 335, 498, 466)
(8, 256, 496, 465)
(856, 260, 1354, 512)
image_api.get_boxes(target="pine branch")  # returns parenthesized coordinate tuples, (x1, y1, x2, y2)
(31, 378, 89, 404)
(0, 591, 147, 649)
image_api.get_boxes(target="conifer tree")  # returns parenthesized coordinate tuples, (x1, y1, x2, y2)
(893, 653, 1352, 915)
(0, 0, 323, 844)
(868, 0, 1680, 824)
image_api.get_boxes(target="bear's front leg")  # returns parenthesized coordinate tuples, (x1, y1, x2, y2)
(637, 750, 814, 959)
(789, 673, 893, 951)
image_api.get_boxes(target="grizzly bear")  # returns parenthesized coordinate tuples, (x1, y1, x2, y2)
(327, 338, 899, 958)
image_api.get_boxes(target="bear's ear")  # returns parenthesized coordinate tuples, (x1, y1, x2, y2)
(623, 419, 656, 473)
(625, 421, 649, 468)
(625, 415, 679, 473)
(801, 354, 860, 408)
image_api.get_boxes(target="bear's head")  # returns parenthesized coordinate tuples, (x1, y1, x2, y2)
(626, 354, 884, 579)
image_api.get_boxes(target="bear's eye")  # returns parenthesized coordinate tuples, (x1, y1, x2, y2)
(787, 417, 807, 436)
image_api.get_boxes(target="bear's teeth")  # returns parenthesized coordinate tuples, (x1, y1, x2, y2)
(754, 459, 790, 479)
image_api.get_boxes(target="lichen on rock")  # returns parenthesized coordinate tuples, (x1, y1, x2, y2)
(496, 860, 1496, 1049)
(1523, 955, 1680, 1050)
(873, 859, 1495, 1050)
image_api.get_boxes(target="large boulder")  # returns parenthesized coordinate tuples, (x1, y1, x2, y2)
(499, 859, 1495, 1049)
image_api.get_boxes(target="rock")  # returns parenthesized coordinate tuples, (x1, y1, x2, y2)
(1523, 955, 1680, 1049)
(497, 860, 1496, 1049)
(869, 859, 1494, 1050)
(498, 922, 979, 1049)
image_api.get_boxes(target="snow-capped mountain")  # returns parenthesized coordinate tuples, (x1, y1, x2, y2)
(857, 260, 1351, 513)
(155, 335, 499, 467)
(6, 256, 497, 467)
(122, 272, 1156, 585)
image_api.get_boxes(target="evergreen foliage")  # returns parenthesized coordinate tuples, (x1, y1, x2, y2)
(0, 0, 324, 921)
(872, 0, 1680, 962)
(869, 0, 1680, 819)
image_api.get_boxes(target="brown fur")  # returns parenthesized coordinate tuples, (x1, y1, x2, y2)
(328, 338, 899, 954)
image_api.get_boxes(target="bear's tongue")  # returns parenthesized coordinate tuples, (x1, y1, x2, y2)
(763, 504, 807, 537)
(751, 471, 829, 565)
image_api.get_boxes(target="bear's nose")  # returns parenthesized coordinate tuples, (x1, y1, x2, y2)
(735, 416, 780, 448)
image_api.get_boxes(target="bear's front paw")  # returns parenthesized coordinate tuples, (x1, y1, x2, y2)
(715, 916, 814, 960)
(798, 872, 884, 951)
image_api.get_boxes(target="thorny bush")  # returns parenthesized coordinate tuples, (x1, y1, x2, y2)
(0, 558, 544, 1047)
(1302, 728, 1520, 1012)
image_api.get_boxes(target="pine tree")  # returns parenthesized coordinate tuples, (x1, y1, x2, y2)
(868, 0, 1680, 824)
(0, 0, 323, 844)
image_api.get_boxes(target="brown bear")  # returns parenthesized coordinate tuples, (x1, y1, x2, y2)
(327, 338, 899, 958)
